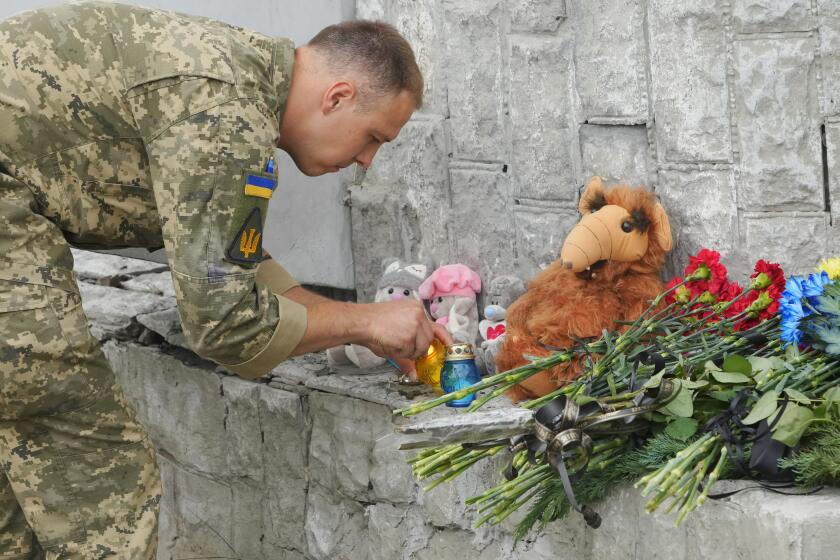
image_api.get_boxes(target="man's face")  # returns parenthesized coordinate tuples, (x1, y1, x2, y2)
(281, 88, 416, 177)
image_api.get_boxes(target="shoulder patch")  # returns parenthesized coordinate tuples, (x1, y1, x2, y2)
(227, 207, 264, 264)
(244, 172, 276, 199)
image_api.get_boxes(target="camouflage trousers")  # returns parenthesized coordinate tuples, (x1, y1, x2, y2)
(0, 173, 161, 558)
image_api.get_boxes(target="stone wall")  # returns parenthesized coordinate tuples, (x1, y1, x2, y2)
(350, 0, 840, 301)
(73, 249, 840, 559)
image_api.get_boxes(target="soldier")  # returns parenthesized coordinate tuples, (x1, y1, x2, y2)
(0, 2, 450, 558)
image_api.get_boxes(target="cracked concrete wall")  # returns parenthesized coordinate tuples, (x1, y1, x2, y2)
(72, 249, 840, 559)
(350, 0, 840, 301)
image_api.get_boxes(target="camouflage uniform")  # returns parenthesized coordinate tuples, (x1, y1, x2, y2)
(0, 2, 308, 557)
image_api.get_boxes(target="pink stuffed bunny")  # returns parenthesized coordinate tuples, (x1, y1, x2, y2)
(419, 264, 482, 344)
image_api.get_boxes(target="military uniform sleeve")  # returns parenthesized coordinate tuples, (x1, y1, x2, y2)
(134, 79, 307, 378)
(257, 253, 300, 294)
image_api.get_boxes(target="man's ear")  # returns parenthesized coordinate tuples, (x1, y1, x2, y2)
(322, 81, 356, 114)
(578, 176, 607, 215)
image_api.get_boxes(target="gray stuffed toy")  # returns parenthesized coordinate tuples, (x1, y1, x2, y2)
(326, 258, 432, 374)
(476, 275, 526, 375)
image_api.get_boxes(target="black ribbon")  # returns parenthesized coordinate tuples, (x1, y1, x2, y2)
(701, 391, 822, 499)
(505, 380, 679, 528)
(629, 350, 667, 392)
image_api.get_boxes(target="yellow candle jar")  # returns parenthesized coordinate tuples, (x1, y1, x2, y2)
(415, 338, 446, 394)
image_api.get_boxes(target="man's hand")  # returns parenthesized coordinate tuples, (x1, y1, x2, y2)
(288, 292, 453, 359)
(356, 299, 453, 360)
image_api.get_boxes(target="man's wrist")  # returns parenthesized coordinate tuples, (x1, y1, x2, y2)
(343, 301, 372, 346)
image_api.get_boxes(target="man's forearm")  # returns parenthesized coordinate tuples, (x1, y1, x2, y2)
(285, 286, 363, 356)
(279, 284, 449, 362)
(289, 299, 369, 356)
(283, 285, 332, 307)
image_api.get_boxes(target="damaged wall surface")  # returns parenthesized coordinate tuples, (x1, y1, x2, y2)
(351, 0, 840, 301)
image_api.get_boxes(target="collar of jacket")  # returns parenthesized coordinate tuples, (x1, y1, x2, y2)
(271, 38, 296, 126)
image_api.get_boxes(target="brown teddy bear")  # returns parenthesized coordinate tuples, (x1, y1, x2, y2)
(497, 177, 673, 401)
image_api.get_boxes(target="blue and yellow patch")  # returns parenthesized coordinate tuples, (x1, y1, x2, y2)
(244, 173, 277, 199)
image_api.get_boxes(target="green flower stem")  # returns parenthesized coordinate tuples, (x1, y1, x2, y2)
(755, 368, 786, 391)
(773, 368, 796, 393)
(696, 443, 728, 507)
(653, 458, 700, 506)
(667, 441, 718, 517)
(410, 445, 462, 472)
(637, 434, 714, 496)
(424, 447, 505, 491)
(675, 442, 719, 525)
(522, 384, 578, 411)
(395, 350, 577, 416)
(513, 298, 736, 412)
(659, 437, 716, 492)
(591, 437, 627, 456)
(488, 476, 553, 525)
(789, 361, 840, 393)
(422, 446, 502, 480)
(587, 452, 623, 472)
(410, 443, 463, 469)
(407, 447, 442, 465)
(654, 467, 697, 514)
(467, 464, 551, 505)
(466, 379, 523, 412)
(511, 450, 529, 472)
(441, 448, 498, 472)
(813, 371, 840, 395)
(608, 286, 682, 345)
(414, 446, 467, 477)
(477, 469, 553, 514)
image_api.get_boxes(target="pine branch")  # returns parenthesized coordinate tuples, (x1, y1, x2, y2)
(780, 420, 840, 487)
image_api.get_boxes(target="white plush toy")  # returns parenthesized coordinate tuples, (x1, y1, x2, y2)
(476, 275, 526, 375)
(419, 264, 482, 345)
(326, 258, 431, 371)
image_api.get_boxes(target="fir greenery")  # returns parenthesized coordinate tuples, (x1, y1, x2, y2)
(781, 420, 840, 488)
(513, 433, 689, 540)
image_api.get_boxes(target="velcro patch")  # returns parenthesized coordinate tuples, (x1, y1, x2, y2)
(226, 207, 263, 263)
(244, 173, 276, 199)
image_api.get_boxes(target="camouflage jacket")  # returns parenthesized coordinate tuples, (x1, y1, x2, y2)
(0, 1, 307, 376)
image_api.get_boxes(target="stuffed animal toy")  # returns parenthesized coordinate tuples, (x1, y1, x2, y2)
(497, 177, 673, 401)
(419, 264, 482, 345)
(327, 258, 431, 377)
(476, 275, 527, 375)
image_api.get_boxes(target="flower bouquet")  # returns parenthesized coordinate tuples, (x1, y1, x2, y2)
(395, 252, 840, 538)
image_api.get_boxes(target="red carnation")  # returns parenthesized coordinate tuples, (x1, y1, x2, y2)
(664, 277, 686, 305)
(685, 249, 726, 279)
(762, 285, 782, 317)
(685, 249, 729, 296)
(729, 284, 783, 330)
(751, 260, 785, 292)
(720, 281, 743, 302)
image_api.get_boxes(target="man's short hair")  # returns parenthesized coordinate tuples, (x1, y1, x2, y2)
(308, 20, 424, 108)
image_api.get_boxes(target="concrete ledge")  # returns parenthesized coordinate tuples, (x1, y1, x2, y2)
(107, 341, 840, 560)
(75, 251, 840, 559)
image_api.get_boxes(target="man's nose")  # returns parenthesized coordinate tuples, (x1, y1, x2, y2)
(355, 144, 382, 168)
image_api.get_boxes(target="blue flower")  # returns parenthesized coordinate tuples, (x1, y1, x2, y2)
(785, 275, 806, 300)
(781, 276, 806, 347)
(803, 271, 832, 305)
(780, 272, 835, 348)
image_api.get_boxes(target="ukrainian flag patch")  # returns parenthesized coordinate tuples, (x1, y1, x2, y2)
(244, 173, 276, 199)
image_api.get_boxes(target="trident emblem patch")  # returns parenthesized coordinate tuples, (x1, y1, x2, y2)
(240, 228, 261, 258)
(227, 207, 264, 264)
